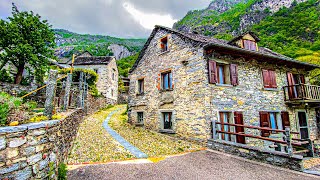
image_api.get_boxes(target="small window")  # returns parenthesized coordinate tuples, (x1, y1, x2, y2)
(243, 40, 257, 51)
(94, 69, 98, 74)
(111, 89, 114, 97)
(163, 112, 172, 129)
(259, 112, 279, 137)
(160, 36, 169, 52)
(161, 71, 173, 90)
(138, 79, 144, 94)
(112, 72, 115, 80)
(208, 61, 238, 86)
(262, 69, 277, 88)
(137, 112, 144, 124)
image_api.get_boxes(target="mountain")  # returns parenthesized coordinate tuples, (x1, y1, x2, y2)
(54, 29, 146, 60)
(173, 0, 320, 82)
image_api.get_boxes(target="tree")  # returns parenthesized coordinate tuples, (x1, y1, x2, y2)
(0, 3, 55, 84)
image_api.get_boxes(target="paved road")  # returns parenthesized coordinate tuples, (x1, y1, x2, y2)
(68, 150, 319, 180)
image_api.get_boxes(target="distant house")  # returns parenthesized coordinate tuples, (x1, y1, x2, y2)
(128, 25, 320, 156)
(73, 52, 118, 104)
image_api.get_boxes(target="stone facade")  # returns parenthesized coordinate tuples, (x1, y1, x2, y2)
(0, 109, 85, 179)
(128, 26, 320, 154)
(73, 54, 119, 105)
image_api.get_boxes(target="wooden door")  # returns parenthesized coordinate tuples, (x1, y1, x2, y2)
(234, 112, 245, 144)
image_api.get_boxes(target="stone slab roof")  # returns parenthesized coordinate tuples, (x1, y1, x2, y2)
(74, 56, 114, 65)
(130, 25, 319, 73)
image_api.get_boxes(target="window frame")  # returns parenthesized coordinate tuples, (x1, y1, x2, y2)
(160, 36, 169, 53)
(161, 71, 173, 90)
(296, 110, 309, 140)
(243, 39, 257, 51)
(259, 111, 282, 136)
(137, 78, 144, 95)
(162, 112, 173, 130)
(137, 112, 144, 124)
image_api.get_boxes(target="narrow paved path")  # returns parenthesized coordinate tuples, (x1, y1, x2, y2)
(68, 150, 318, 180)
(103, 108, 148, 159)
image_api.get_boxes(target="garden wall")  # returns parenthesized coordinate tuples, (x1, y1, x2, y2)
(207, 139, 304, 171)
(0, 82, 37, 96)
(0, 109, 85, 179)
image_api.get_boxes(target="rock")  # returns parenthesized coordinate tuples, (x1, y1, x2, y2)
(0, 137, 6, 150)
(108, 44, 133, 60)
(14, 167, 32, 180)
(0, 163, 19, 174)
(9, 138, 26, 148)
(21, 146, 36, 156)
(27, 153, 42, 165)
(7, 148, 19, 158)
(39, 158, 49, 170)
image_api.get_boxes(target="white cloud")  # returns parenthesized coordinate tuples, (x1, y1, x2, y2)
(123, 2, 177, 30)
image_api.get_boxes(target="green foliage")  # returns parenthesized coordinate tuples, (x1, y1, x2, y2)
(0, 69, 14, 83)
(0, 4, 56, 84)
(48, 162, 55, 180)
(117, 53, 139, 77)
(0, 92, 23, 125)
(58, 163, 67, 180)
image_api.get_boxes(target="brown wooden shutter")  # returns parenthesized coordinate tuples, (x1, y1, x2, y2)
(230, 64, 239, 86)
(269, 70, 277, 88)
(287, 72, 294, 99)
(234, 112, 245, 144)
(300, 74, 305, 84)
(259, 111, 270, 137)
(281, 111, 290, 130)
(262, 69, 270, 88)
(208, 60, 217, 84)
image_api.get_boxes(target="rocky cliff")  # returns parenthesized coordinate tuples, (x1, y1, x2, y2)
(108, 44, 134, 60)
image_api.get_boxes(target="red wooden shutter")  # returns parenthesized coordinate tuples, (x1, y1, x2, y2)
(157, 73, 161, 90)
(259, 111, 270, 137)
(269, 70, 277, 88)
(230, 64, 239, 86)
(281, 111, 290, 130)
(208, 60, 217, 84)
(287, 72, 294, 99)
(262, 69, 270, 88)
(234, 112, 245, 144)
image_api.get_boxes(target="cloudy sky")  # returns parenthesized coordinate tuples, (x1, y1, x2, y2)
(0, 0, 211, 38)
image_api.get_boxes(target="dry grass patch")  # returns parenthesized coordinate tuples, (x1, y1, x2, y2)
(68, 105, 133, 164)
(109, 105, 203, 157)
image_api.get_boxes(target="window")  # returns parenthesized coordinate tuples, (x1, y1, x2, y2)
(160, 36, 168, 52)
(287, 73, 306, 99)
(94, 69, 98, 74)
(161, 71, 173, 90)
(112, 72, 115, 80)
(262, 69, 277, 88)
(137, 112, 144, 124)
(298, 111, 309, 139)
(218, 112, 232, 141)
(208, 60, 238, 86)
(124, 82, 130, 86)
(111, 89, 114, 97)
(259, 112, 280, 137)
(138, 79, 144, 94)
(163, 112, 172, 129)
(243, 40, 257, 51)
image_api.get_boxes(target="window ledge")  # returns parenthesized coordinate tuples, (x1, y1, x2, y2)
(263, 88, 279, 91)
(135, 123, 144, 127)
(160, 89, 174, 92)
(158, 50, 170, 56)
(159, 129, 175, 134)
(216, 84, 233, 87)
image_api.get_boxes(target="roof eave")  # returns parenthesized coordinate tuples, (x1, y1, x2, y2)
(204, 43, 320, 71)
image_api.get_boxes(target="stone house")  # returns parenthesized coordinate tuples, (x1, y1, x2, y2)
(73, 52, 118, 104)
(128, 25, 320, 154)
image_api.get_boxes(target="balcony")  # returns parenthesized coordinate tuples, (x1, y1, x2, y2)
(283, 84, 320, 105)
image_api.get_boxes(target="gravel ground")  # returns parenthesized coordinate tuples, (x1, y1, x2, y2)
(67, 150, 319, 180)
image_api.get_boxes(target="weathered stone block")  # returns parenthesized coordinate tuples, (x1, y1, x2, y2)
(21, 146, 36, 156)
(39, 158, 49, 171)
(0, 163, 19, 174)
(9, 138, 26, 148)
(32, 163, 39, 174)
(27, 153, 42, 165)
(7, 148, 19, 159)
(29, 129, 46, 136)
(35, 144, 45, 152)
(0, 137, 6, 150)
(12, 157, 26, 164)
(14, 167, 32, 180)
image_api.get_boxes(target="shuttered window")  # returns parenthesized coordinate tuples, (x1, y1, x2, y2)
(160, 36, 168, 52)
(259, 112, 271, 137)
(262, 69, 277, 88)
(243, 40, 257, 51)
(234, 112, 245, 144)
(208, 60, 238, 86)
(281, 111, 290, 130)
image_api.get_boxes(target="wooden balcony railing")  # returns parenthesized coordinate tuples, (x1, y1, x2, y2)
(212, 121, 313, 157)
(283, 84, 320, 102)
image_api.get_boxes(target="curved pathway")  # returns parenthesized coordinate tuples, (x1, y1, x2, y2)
(103, 108, 148, 159)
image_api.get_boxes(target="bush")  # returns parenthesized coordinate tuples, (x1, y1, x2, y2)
(58, 163, 67, 180)
(0, 69, 14, 83)
(0, 92, 23, 126)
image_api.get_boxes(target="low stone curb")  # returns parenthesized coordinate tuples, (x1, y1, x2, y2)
(103, 108, 148, 159)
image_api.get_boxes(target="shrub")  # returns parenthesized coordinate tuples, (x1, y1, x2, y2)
(0, 92, 23, 126)
(58, 163, 67, 180)
(0, 69, 14, 83)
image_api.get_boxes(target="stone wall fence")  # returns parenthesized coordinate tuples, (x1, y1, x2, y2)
(0, 109, 85, 179)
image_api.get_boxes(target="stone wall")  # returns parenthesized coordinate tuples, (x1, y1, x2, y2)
(0, 82, 37, 96)
(85, 95, 108, 115)
(208, 139, 304, 171)
(0, 109, 85, 179)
